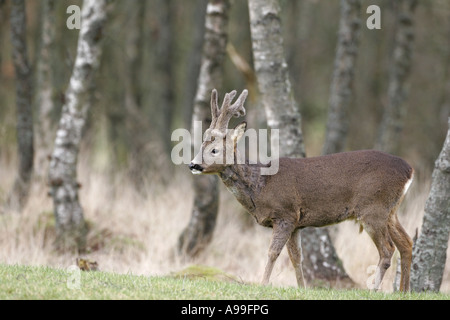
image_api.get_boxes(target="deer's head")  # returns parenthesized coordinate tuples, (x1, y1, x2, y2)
(189, 89, 248, 175)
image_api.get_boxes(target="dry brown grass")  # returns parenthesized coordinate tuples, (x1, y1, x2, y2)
(1, 156, 449, 293)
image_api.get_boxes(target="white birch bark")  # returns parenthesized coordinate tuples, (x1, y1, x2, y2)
(48, 0, 108, 250)
(248, 0, 305, 158)
(411, 118, 450, 292)
(323, 0, 361, 155)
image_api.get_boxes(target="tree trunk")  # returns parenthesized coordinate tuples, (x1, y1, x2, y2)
(0, 1, 7, 74)
(122, 0, 151, 190)
(375, 0, 417, 154)
(34, 0, 55, 179)
(155, 0, 175, 156)
(410, 118, 450, 292)
(183, 0, 208, 131)
(248, 0, 354, 287)
(7, 0, 34, 212)
(248, 0, 305, 159)
(48, 0, 108, 251)
(124, 0, 146, 112)
(177, 0, 230, 258)
(322, 0, 361, 155)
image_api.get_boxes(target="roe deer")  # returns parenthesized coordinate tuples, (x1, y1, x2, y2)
(189, 89, 414, 291)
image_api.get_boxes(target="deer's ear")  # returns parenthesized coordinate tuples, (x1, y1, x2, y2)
(231, 121, 246, 143)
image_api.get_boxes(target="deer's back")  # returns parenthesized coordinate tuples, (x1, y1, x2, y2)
(257, 150, 413, 227)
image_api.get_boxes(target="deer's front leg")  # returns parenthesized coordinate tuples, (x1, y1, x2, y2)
(262, 220, 294, 285)
(287, 228, 306, 288)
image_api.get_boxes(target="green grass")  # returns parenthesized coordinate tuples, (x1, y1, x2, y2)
(0, 264, 448, 300)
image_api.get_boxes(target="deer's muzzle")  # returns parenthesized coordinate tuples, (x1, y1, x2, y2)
(189, 163, 204, 174)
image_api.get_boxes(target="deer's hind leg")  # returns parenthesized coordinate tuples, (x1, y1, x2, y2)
(388, 213, 412, 292)
(372, 230, 395, 290)
(361, 207, 396, 290)
(262, 220, 294, 285)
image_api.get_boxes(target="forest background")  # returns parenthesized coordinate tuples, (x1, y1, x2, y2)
(0, 0, 449, 292)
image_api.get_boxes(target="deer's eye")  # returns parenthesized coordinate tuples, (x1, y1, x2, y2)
(211, 149, 219, 155)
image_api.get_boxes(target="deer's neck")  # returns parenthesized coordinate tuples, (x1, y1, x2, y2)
(219, 163, 267, 213)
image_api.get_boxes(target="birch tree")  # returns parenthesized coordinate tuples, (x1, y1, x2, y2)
(7, 0, 34, 212)
(48, 0, 108, 251)
(248, 0, 305, 159)
(323, 0, 361, 155)
(35, 0, 55, 179)
(375, 0, 417, 154)
(410, 118, 450, 292)
(248, 0, 353, 287)
(177, 0, 230, 258)
(183, 0, 209, 131)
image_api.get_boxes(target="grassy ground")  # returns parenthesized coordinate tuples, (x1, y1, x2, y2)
(1, 157, 449, 296)
(1, 264, 448, 300)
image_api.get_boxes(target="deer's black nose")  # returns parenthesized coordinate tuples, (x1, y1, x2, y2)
(189, 163, 203, 172)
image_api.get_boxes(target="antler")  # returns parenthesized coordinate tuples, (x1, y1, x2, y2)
(210, 89, 248, 133)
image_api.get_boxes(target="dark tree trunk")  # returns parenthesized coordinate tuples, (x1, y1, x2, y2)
(122, 0, 151, 190)
(7, 0, 34, 212)
(48, 0, 108, 251)
(124, 0, 146, 111)
(375, 0, 417, 154)
(322, 0, 361, 155)
(177, 0, 230, 258)
(249, 0, 354, 287)
(0, 1, 7, 81)
(178, 175, 220, 258)
(410, 118, 450, 292)
(156, 0, 175, 156)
